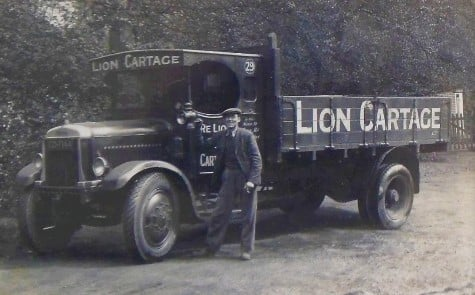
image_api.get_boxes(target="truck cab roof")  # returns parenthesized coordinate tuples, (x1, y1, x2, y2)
(90, 49, 262, 72)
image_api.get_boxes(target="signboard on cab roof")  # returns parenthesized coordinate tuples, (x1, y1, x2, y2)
(91, 50, 184, 72)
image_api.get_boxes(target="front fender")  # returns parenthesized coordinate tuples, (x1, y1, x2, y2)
(102, 161, 194, 194)
(16, 163, 41, 188)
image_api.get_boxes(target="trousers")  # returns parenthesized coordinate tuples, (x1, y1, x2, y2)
(206, 168, 257, 253)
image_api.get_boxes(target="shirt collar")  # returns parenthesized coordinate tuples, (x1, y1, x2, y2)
(227, 128, 237, 137)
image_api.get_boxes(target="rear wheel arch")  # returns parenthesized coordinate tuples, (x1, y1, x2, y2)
(380, 146, 419, 193)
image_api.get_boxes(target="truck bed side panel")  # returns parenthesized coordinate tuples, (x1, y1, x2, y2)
(281, 96, 450, 152)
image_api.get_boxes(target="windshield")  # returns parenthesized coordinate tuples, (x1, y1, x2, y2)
(104, 61, 241, 119)
(106, 68, 187, 120)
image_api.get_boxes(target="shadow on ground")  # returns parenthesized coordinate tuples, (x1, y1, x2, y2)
(1, 201, 370, 266)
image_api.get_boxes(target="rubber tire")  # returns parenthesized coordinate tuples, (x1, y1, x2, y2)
(367, 164, 414, 229)
(122, 172, 179, 262)
(17, 189, 76, 253)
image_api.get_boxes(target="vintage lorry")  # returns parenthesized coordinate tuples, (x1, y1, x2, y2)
(16, 33, 450, 262)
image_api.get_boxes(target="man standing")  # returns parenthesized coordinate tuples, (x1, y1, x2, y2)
(201, 108, 262, 260)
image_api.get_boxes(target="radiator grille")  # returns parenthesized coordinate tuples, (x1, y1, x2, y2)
(44, 139, 79, 186)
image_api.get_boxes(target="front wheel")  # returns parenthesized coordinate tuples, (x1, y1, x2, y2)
(122, 172, 179, 262)
(17, 189, 78, 253)
(368, 164, 414, 229)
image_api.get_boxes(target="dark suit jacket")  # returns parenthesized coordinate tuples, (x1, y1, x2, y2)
(201, 127, 262, 190)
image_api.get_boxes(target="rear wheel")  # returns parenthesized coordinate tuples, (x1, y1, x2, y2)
(17, 189, 78, 253)
(367, 164, 414, 229)
(123, 172, 179, 262)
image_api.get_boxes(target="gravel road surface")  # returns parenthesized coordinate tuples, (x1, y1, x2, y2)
(0, 151, 473, 295)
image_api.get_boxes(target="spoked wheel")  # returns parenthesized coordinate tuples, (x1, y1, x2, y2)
(123, 172, 179, 262)
(17, 189, 78, 253)
(367, 164, 414, 229)
(143, 191, 175, 250)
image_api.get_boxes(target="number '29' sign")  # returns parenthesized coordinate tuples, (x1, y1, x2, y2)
(244, 59, 256, 76)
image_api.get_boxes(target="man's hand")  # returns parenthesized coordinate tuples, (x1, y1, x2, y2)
(244, 181, 255, 194)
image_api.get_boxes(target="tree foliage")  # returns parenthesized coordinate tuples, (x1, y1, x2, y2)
(0, 0, 474, 214)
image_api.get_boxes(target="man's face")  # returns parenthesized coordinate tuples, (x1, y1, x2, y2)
(224, 114, 240, 129)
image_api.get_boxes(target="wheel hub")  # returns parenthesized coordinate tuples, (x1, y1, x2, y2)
(143, 193, 172, 245)
(389, 189, 400, 203)
(385, 177, 410, 220)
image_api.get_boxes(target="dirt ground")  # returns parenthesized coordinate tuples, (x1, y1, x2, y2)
(0, 151, 473, 295)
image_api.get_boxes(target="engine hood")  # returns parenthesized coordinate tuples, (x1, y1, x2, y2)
(46, 119, 173, 138)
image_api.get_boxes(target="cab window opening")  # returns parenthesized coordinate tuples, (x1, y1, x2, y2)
(190, 61, 239, 114)
(105, 68, 188, 119)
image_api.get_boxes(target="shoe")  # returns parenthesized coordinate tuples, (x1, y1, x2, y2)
(240, 252, 251, 261)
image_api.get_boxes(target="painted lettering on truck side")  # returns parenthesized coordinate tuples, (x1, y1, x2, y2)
(296, 100, 441, 134)
(195, 121, 226, 171)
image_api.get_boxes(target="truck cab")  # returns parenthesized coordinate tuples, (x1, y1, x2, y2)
(89, 48, 267, 192)
(16, 35, 283, 262)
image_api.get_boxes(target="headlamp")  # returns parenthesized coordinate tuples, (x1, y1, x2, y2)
(33, 153, 43, 169)
(92, 157, 109, 177)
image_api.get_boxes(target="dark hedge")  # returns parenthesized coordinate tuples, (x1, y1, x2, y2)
(1, 0, 474, 215)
